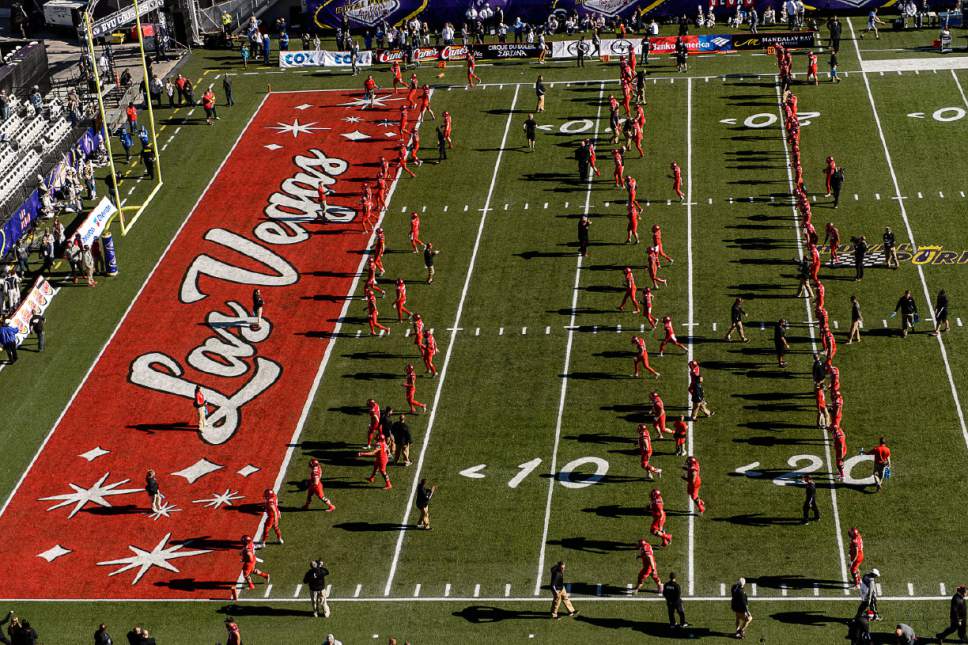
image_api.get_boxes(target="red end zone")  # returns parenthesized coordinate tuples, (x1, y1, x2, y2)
(0, 90, 411, 598)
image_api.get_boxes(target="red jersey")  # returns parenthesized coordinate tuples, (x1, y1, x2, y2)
(308, 462, 322, 486)
(638, 425, 652, 454)
(639, 542, 656, 566)
(613, 149, 623, 166)
(425, 334, 438, 355)
(443, 112, 452, 132)
(391, 62, 401, 80)
(673, 419, 688, 442)
(871, 444, 891, 465)
(663, 318, 675, 336)
(650, 490, 665, 514)
(686, 459, 701, 482)
(850, 532, 864, 558)
(642, 289, 653, 311)
(264, 491, 280, 518)
(633, 336, 647, 355)
(651, 395, 665, 417)
(405, 368, 417, 389)
(241, 541, 255, 564)
(396, 281, 407, 303)
(815, 387, 826, 410)
(364, 77, 376, 92)
(624, 270, 636, 291)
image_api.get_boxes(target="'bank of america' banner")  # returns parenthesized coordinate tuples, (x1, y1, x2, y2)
(307, 0, 958, 30)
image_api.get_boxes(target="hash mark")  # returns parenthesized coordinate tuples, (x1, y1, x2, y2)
(499, 327, 504, 336)
(813, 584, 820, 597)
(445, 583, 452, 596)
(422, 205, 427, 212)
(545, 326, 551, 335)
(720, 583, 726, 596)
(405, 329, 411, 337)
(505, 583, 512, 597)
(616, 324, 622, 334)
(524, 203, 529, 210)
(708, 198, 713, 204)
(264, 584, 272, 598)
(957, 318, 963, 327)
(918, 192, 924, 199)
(294, 584, 303, 598)
(543, 202, 548, 209)
(522, 327, 527, 335)
(564, 202, 569, 208)
(853, 194, 859, 201)
(356, 330, 362, 338)
(941, 583, 947, 596)
(833, 320, 839, 329)
(464, 205, 469, 212)
(504, 203, 509, 210)
(443, 205, 449, 212)
(907, 583, 914, 596)
(940, 191, 945, 199)
(780, 585, 787, 597)
(401, 206, 407, 213)
(593, 325, 598, 334)
(473, 584, 481, 598)
(751, 583, 757, 596)
(414, 583, 421, 597)
(354, 584, 362, 598)
(882, 319, 888, 328)
(875, 193, 880, 200)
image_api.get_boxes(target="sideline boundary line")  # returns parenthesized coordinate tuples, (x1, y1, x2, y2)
(0, 594, 948, 604)
(849, 19, 968, 451)
(0, 94, 271, 521)
(685, 76, 696, 596)
(773, 81, 850, 589)
(533, 83, 605, 596)
(382, 84, 521, 597)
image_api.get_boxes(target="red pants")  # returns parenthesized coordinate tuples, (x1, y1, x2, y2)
(406, 387, 426, 412)
(637, 564, 660, 587)
(369, 314, 389, 335)
(423, 352, 437, 375)
(614, 167, 624, 187)
(619, 289, 640, 311)
(673, 179, 683, 198)
(395, 301, 412, 321)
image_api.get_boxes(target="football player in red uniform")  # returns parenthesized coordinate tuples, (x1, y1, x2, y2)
(637, 423, 662, 481)
(648, 488, 673, 547)
(633, 539, 662, 592)
(683, 456, 706, 515)
(619, 267, 641, 312)
(231, 535, 269, 600)
(403, 362, 427, 413)
(358, 435, 392, 489)
(848, 527, 864, 587)
(302, 458, 335, 512)
(658, 316, 687, 355)
(261, 489, 283, 545)
(422, 330, 439, 376)
(650, 391, 672, 438)
(632, 335, 660, 379)
(394, 279, 412, 322)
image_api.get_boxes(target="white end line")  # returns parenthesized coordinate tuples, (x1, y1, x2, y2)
(533, 83, 604, 596)
(383, 85, 521, 597)
(849, 20, 968, 451)
(773, 80, 849, 587)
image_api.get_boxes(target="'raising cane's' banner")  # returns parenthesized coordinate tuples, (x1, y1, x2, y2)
(8, 276, 56, 347)
(0, 90, 413, 599)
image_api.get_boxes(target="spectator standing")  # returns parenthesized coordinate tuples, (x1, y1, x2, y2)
(40, 230, 55, 275)
(303, 560, 331, 618)
(847, 295, 862, 343)
(223, 74, 234, 106)
(423, 243, 439, 284)
(29, 307, 45, 352)
(262, 33, 271, 65)
(724, 297, 749, 342)
(549, 561, 578, 619)
(125, 102, 138, 133)
(415, 478, 436, 529)
(183, 78, 196, 106)
(894, 624, 916, 645)
(253, 288, 265, 327)
(94, 623, 112, 645)
(801, 474, 820, 523)
(145, 469, 162, 513)
(82, 245, 97, 286)
(731, 578, 752, 639)
(241, 41, 250, 69)
(830, 165, 845, 204)
(852, 235, 867, 280)
(141, 143, 156, 180)
(523, 113, 537, 151)
(534, 75, 546, 112)
(663, 572, 687, 628)
(119, 128, 133, 161)
(894, 289, 917, 337)
(857, 569, 881, 620)
(150, 77, 163, 108)
(576, 36, 585, 67)
(391, 414, 412, 465)
(883, 226, 898, 268)
(165, 78, 175, 107)
(936, 584, 967, 643)
(930, 289, 950, 336)
(577, 214, 590, 257)
(202, 87, 218, 124)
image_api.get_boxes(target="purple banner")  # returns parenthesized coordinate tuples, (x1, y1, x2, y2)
(1, 127, 102, 259)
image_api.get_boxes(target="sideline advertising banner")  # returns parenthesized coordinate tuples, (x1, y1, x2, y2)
(9, 277, 56, 347)
(279, 49, 374, 68)
(74, 197, 117, 250)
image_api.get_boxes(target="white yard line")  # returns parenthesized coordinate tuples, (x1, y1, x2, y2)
(849, 20, 968, 452)
(952, 69, 968, 113)
(686, 76, 697, 596)
(533, 83, 605, 596)
(0, 95, 271, 521)
(383, 85, 521, 597)
(773, 81, 850, 588)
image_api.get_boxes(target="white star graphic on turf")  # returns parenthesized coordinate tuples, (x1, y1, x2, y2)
(268, 119, 328, 138)
(263, 143, 283, 151)
(39, 472, 142, 519)
(294, 103, 313, 110)
(384, 132, 398, 138)
(78, 446, 110, 462)
(375, 118, 396, 128)
(171, 458, 223, 484)
(341, 130, 371, 141)
(97, 532, 211, 585)
(192, 489, 244, 509)
(342, 115, 363, 123)
(37, 545, 71, 562)
(338, 95, 402, 109)
(149, 500, 181, 521)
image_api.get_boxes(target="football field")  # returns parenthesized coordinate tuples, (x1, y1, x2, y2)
(4, 19, 968, 642)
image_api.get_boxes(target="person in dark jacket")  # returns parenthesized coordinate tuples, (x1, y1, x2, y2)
(801, 474, 820, 523)
(0, 320, 18, 364)
(812, 353, 826, 387)
(416, 478, 436, 530)
(731, 578, 752, 639)
(894, 289, 918, 337)
(303, 560, 331, 618)
(391, 414, 412, 466)
(931, 289, 950, 336)
(550, 561, 578, 619)
(94, 623, 112, 645)
(574, 141, 590, 181)
(577, 214, 590, 257)
(28, 308, 44, 351)
(830, 166, 845, 207)
(663, 572, 687, 628)
(853, 235, 868, 280)
(936, 584, 967, 642)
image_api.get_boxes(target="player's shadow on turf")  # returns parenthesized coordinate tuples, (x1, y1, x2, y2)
(342, 371, 397, 381)
(216, 604, 310, 618)
(753, 575, 846, 591)
(452, 605, 548, 623)
(713, 513, 807, 527)
(341, 350, 414, 360)
(573, 615, 722, 639)
(170, 536, 241, 550)
(739, 420, 816, 431)
(514, 250, 576, 260)
(298, 329, 358, 340)
(546, 537, 636, 554)
(770, 610, 847, 626)
(581, 504, 648, 519)
(567, 432, 628, 445)
(734, 436, 826, 447)
(83, 504, 145, 516)
(157, 578, 234, 593)
(332, 521, 408, 532)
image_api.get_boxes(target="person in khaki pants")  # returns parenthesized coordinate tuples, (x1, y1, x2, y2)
(550, 561, 579, 619)
(731, 577, 752, 638)
(416, 479, 436, 530)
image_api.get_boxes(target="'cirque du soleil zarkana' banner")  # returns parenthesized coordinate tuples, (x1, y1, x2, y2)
(306, 0, 957, 29)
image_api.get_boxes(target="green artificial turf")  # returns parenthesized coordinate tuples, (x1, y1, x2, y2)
(4, 17, 968, 642)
